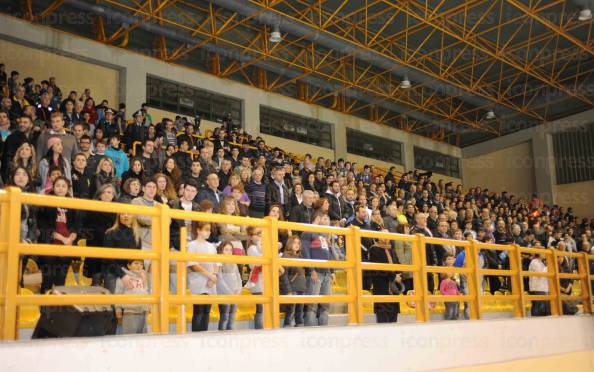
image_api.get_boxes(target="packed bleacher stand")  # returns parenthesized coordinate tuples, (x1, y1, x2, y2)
(1, 63, 594, 335)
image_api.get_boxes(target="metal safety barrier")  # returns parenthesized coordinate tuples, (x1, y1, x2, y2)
(0, 187, 592, 340)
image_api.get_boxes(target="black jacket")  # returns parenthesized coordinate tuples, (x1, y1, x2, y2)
(169, 199, 201, 250)
(102, 225, 142, 278)
(326, 192, 344, 221)
(141, 155, 160, 179)
(265, 180, 290, 216)
(124, 123, 146, 153)
(173, 151, 193, 178)
(197, 187, 224, 211)
(0, 129, 39, 182)
(81, 211, 116, 276)
(289, 203, 314, 224)
(71, 169, 93, 199)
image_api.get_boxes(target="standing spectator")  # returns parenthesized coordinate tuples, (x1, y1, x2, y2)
(124, 111, 147, 155)
(289, 189, 315, 224)
(115, 259, 149, 334)
(410, 213, 439, 294)
(36, 112, 77, 164)
(265, 166, 290, 218)
(440, 253, 460, 320)
(245, 167, 266, 218)
(104, 134, 128, 178)
(216, 241, 242, 330)
(528, 252, 551, 317)
(197, 173, 224, 211)
(1, 114, 38, 182)
(369, 229, 403, 323)
(301, 211, 335, 327)
(35, 176, 78, 293)
(188, 221, 219, 332)
(281, 236, 306, 327)
(38, 137, 71, 193)
(82, 184, 117, 287)
(139, 139, 159, 179)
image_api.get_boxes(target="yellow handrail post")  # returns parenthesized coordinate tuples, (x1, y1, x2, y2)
(0, 198, 9, 336)
(260, 218, 274, 329)
(150, 214, 161, 333)
(3, 187, 22, 340)
(508, 244, 524, 318)
(578, 253, 592, 314)
(548, 249, 561, 316)
(415, 234, 430, 322)
(266, 216, 281, 328)
(466, 240, 482, 320)
(512, 244, 526, 317)
(176, 227, 188, 333)
(351, 226, 364, 324)
(344, 227, 358, 324)
(158, 204, 171, 334)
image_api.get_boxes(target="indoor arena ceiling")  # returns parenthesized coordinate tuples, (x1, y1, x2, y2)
(2, 0, 594, 146)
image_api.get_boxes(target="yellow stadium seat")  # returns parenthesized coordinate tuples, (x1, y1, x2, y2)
(18, 287, 40, 328)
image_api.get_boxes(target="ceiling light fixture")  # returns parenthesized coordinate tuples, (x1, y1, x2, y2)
(400, 76, 411, 89)
(579, 8, 592, 21)
(269, 25, 282, 43)
(486, 110, 496, 120)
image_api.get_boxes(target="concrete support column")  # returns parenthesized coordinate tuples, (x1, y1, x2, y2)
(334, 124, 347, 161)
(403, 139, 415, 172)
(531, 128, 556, 205)
(122, 67, 146, 114)
(243, 98, 259, 134)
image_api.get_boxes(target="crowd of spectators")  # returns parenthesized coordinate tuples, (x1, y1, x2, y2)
(1, 64, 593, 334)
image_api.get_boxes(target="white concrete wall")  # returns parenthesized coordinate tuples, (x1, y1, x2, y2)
(1, 316, 592, 372)
(0, 14, 461, 182)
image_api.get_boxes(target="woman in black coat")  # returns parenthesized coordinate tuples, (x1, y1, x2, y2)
(81, 184, 117, 286)
(368, 229, 403, 324)
(36, 176, 79, 293)
(101, 213, 142, 293)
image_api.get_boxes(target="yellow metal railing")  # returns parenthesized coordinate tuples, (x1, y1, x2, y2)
(0, 187, 593, 340)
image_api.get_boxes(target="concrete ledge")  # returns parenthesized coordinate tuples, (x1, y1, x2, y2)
(2, 315, 593, 371)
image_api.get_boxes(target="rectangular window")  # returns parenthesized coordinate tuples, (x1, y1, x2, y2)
(259, 106, 334, 149)
(553, 123, 594, 184)
(146, 75, 242, 123)
(414, 147, 461, 178)
(346, 128, 403, 165)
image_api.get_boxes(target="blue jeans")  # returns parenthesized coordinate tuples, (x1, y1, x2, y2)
(283, 291, 304, 327)
(304, 271, 332, 327)
(218, 304, 237, 330)
(444, 302, 459, 320)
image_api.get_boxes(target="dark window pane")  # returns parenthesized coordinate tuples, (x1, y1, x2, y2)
(259, 106, 334, 149)
(145, 75, 242, 126)
(414, 147, 460, 178)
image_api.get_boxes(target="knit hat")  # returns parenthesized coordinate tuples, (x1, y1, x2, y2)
(47, 136, 62, 151)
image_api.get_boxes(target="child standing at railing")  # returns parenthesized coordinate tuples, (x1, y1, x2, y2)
(440, 252, 460, 320)
(246, 226, 264, 329)
(188, 221, 219, 332)
(281, 235, 306, 327)
(216, 241, 242, 330)
(115, 259, 149, 334)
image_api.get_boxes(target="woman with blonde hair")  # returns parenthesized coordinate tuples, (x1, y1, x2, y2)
(153, 172, 177, 204)
(102, 212, 142, 293)
(218, 196, 247, 257)
(11, 142, 37, 180)
(94, 156, 117, 195)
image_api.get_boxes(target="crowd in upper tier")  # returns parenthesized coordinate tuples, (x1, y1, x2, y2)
(1, 63, 593, 334)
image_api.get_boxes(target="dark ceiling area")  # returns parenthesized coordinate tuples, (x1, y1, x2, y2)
(1, 0, 593, 147)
